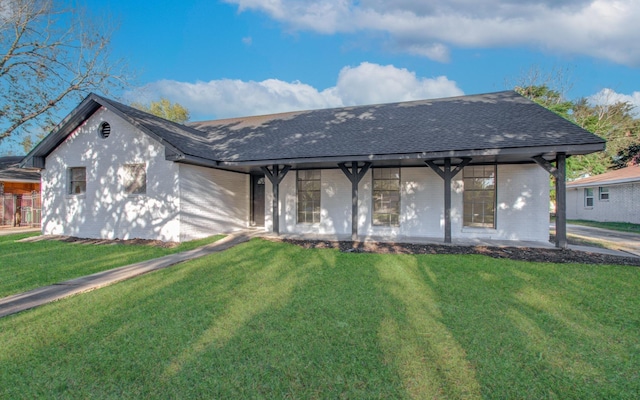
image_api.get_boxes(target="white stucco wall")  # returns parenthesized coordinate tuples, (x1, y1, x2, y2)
(41, 107, 181, 241)
(455, 164, 550, 241)
(178, 164, 250, 241)
(265, 164, 550, 242)
(567, 182, 640, 224)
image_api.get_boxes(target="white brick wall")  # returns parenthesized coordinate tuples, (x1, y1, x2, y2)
(43, 114, 551, 244)
(42, 107, 181, 241)
(464, 164, 549, 241)
(266, 164, 550, 242)
(567, 182, 640, 224)
(178, 164, 249, 241)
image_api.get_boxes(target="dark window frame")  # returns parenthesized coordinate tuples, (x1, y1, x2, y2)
(463, 165, 496, 228)
(68, 167, 86, 195)
(372, 168, 401, 227)
(297, 170, 321, 224)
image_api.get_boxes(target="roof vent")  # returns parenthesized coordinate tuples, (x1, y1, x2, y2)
(99, 122, 111, 139)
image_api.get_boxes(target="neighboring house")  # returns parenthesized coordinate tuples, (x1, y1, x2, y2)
(21, 91, 605, 247)
(566, 165, 640, 224)
(0, 156, 40, 194)
(0, 156, 41, 226)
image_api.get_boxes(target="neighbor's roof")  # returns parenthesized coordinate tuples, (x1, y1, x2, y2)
(22, 90, 605, 171)
(0, 156, 40, 182)
(567, 164, 640, 188)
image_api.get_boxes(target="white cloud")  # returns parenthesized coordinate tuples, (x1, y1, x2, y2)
(330, 62, 463, 105)
(587, 88, 640, 116)
(224, 0, 640, 66)
(126, 62, 463, 120)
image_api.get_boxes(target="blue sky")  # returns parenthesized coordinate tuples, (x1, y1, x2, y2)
(2, 0, 640, 154)
(107, 0, 639, 120)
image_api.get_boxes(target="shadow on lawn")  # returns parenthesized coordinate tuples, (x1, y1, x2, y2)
(1, 239, 639, 398)
(422, 257, 639, 398)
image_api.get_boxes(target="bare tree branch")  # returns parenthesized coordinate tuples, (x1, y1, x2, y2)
(0, 0, 130, 146)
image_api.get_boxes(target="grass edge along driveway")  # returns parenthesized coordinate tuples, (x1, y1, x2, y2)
(0, 233, 224, 298)
(1, 238, 638, 399)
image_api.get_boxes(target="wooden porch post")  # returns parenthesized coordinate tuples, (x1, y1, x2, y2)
(261, 164, 291, 235)
(338, 162, 371, 241)
(426, 157, 472, 243)
(532, 153, 567, 249)
(555, 153, 567, 248)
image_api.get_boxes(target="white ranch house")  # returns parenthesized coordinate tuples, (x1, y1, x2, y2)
(22, 91, 605, 248)
(567, 165, 640, 224)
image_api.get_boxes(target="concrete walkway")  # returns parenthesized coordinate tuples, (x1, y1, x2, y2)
(0, 226, 40, 236)
(566, 223, 640, 257)
(0, 230, 260, 318)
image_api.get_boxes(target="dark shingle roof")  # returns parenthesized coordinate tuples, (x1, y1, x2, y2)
(185, 91, 604, 163)
(0, 156, 40, 181)
(22, 90, 605, 170)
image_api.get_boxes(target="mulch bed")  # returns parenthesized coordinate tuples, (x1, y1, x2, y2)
(271, 238, 640, 266)
(18, 234, 640, 266)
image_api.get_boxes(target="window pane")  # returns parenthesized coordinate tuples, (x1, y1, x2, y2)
(584, 188, 594, 207)
(372, 168, 400, 226)
(297, 170, 321, 223)
(463, 165, 496, 228)
(124, 164, 146, 195)
(69, 167, 86, 195)
(599, 187, 609, 200)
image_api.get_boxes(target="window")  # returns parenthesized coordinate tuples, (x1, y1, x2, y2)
(584, 188, 594, 207)
(68, 167, 86, 195)
(99, 122, 111, 139)
(297, 170, 321, 223)
(599, 187, 609, 201)
(123, 164, 146, 195)
(373, 168, 400, 226)
(463, 165, 496, 228)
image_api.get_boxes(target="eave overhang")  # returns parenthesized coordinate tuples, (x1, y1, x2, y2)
(567, 177, 640, 188)
(206, 142, 606, 173)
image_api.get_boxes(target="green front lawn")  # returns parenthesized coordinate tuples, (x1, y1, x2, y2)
(1, 239, 638, 398)
(0, 233, 224, 298)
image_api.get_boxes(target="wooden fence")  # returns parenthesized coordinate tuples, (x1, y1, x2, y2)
(0, 192, 41, 227)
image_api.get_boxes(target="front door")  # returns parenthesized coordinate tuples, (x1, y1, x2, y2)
(251, 175, 265, 226)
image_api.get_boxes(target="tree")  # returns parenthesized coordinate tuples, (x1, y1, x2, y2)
(510, 65, 575, 118)
(131, 98, 190, 124)
(615, 144, 640, 167)
(1, 0, 128, 148)
(514, 85, 573, 119)
(572, 98, 639, 174)
(514, 81, 639, 179)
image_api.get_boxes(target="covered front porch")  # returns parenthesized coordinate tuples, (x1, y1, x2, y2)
(244, 152, 573, 249)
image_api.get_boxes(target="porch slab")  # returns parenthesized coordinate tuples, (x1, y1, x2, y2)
(260, 232, 556, 249)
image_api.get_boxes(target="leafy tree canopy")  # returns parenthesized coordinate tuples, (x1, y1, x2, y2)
(131, 98, 190, 124)
(516, 84, 639, 179)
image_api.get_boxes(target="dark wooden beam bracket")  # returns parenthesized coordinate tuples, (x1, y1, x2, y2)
(338, 162, 372, 241)
(261, 164, 291, 235)
(425, 157, 472, 243)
